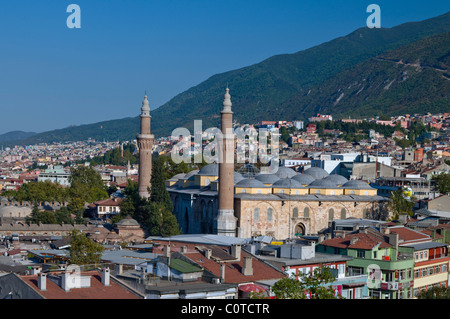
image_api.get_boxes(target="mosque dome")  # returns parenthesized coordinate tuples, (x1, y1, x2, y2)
(272, 178, 304, 189)
(291, 173, 315, 185)
(303, 167, 329, 179)
(197, 163, 219, 176)
(255, 173, 280, 185)
(274, 167, 297, 179)
(180, 170, 199, 180)
(342, 180, 374, 190)
(235, 178, 268, 188)
(324, 174, 348, 185)
(234, 172, 245, 183)
(308, 178, 339, 189)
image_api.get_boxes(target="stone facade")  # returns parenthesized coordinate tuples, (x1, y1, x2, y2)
(234, 196, 388, 239)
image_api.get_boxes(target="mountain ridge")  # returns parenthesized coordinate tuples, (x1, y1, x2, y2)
(4, 11, 450, 147)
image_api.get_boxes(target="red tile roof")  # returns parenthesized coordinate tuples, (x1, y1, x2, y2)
(186, 249, 285, 284)
(388, 226, 432, 245)
(21, 270, 142, 299)
(320, 232, 391, 250)
(151, 241, 285, 284)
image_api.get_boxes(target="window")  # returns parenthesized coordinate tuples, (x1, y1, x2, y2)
(328, 208, 334, 221)
(254, 208, 260, 223)
(422, 268, 427, 277)
(267, 207, 273, 222)
(414, 269, 421, 279)
(304, 207, 310, 218)
(357, 250, 365, 258)
(340, 208, 346, 219)
(292, 207, 299, 219)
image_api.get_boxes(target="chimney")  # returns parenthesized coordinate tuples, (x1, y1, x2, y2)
(205, 249, 212, 259)
(242, 257, 253, 276)
(181, 246, 188, 253)
(101, 268, 110, 286)
(350, 236, 358, 245)
(61, 272, 71, 292)
(231, 244, 241, 261)
(220, 263, 226, 282)
(388, 233, 399, 251)
(115, 264, 123, 276)
(31, 266, 41, 275)
(164, 245, 171, 258)
(38, 273, 47, 291)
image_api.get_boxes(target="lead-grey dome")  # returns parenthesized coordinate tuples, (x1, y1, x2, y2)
(308, 178, 339, 189)
(304, 167, 329, 179)
(272, 178, 304, 188)
(235, 178, 268, 188)
(234, 172, 245, 183)
(324, 174, 348, 185)
(291, 173, 315, 185)
(255, 173, 280, 184)
(180, 169, 199, 180)
(197, 163, 219, 176)
(342, 180, 374, 190)
(274, 167, 297, 179)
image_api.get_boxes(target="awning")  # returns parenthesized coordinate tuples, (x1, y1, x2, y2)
(239, 284, 267, 293)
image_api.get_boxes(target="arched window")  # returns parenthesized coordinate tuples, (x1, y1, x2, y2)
(267, 207, 273, 222)
(293, 207, 299, 218)
(363, 208, 369, 219)
(328, 208, 335, 221)
(340, 208, 347, 219)
(304, 207, 310, 218)
(254, 208, 260, 223)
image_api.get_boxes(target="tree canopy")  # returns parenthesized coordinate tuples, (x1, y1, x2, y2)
(68, 229, 104, 265)
(253, 266, 340, 299)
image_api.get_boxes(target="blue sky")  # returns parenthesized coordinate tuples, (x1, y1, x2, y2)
(0, 0, 449, 135)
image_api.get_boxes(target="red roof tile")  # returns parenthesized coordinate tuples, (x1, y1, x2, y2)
(21, 270, 142, 299)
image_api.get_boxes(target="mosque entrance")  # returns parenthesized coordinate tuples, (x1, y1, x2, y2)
(294, 223, 305, 237)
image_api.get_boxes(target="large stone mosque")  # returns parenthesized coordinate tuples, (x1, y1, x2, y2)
(136, 88, 390, 240)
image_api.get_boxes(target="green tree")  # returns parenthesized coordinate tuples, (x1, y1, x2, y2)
(432, 173, 450, 195)
(150, 156, 173, 210)
(68, 229, 104, 265)
(261, 267, 340, 299)
(387, 189, 415, 219)
(68, 165, 109, 209)
(144, 201, 181, 237)
(418, 286, 450, 299)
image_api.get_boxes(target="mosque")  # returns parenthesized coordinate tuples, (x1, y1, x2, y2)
(136, 88, 390, 240)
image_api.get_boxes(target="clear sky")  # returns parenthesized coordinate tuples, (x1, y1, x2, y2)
(0, 0, 449, 135)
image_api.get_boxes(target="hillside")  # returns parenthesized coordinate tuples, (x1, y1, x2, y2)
(276, 31, 450, 120)
(5, 11, 450, 146)
(0, 131, 36, 143)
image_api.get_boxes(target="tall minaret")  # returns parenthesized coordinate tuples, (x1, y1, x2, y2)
(137, 92, 154, 199)
(216, 86, 237, 236)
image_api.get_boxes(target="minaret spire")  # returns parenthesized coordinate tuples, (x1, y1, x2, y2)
(216, 85, 236, 237)
(137, 92, 154, 199)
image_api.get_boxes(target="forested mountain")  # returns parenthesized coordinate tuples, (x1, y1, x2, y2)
(5, 11, 450, 146)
